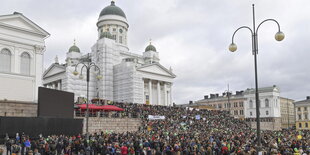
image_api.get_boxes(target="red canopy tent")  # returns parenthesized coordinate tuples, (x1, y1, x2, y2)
(99, 105, 124, 111)
(77, 104, 102, 110)
(76, 104, 124, 111)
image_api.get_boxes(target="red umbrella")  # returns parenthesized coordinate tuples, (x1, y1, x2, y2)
(99, 105, 124, 111)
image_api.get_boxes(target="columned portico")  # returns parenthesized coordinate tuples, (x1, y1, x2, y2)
(143, 78, 172, 106)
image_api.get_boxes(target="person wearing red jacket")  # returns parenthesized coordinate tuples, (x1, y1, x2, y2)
(121, 145, 128, 155)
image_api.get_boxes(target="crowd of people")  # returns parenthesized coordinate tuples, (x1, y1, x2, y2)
(2, 103, 310, 155)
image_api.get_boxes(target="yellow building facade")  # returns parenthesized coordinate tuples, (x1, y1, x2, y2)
(187, 91, 246, 119)
(294, 96, 310, 130)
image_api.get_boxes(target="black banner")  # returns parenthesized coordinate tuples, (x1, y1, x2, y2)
(0, 117, 83, 138)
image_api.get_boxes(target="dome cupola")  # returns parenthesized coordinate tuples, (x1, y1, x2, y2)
(68, 40, 80, 53)
(145, 42, 157, 52)
(97, 0, 129, 48)
(99, 1, 126, 18)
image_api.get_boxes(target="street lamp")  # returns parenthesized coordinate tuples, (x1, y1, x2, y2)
(73, 61, 102, 140)
(228, 4, 284, 152)
(224, 84, 232, 116)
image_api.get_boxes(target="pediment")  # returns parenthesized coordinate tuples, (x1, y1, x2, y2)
(43, 64, 66, 79)
(0, 13, 49, 37)
(137, 63, 176, 78)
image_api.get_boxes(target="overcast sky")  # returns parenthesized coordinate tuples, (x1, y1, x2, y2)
(2, 0, 310, 104)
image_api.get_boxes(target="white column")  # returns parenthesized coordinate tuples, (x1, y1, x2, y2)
(164, 82, 167, 106)
(157, 81, 161, 106)
(170, 83, 173, 106)
(142, 79, 145, 104)
(14, 49, 18, 73)
(148, 79, 152, 105)
(34, 46, 45, 103)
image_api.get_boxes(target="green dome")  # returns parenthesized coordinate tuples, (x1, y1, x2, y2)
(68, 45, 80, 53)
(100, 31, 113, 39)
(145, 44, 157, 52)
(99, 1, 126, 19)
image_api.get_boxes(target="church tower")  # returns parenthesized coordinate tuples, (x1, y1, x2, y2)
(66, 40, 82, 66)
(143, 41, 160, 64)
(92, 1, 128, 101)
(97, 0, 129, 49)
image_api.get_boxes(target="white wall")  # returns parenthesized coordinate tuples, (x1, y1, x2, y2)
(244, 90, 281, 118)
(0, 74, 35, 102)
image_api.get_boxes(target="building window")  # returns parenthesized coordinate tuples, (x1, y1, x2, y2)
(266, 110, 269, 115)
(20, 52, 31, 75)
(250, 112, 252, 116)
(298, 107, 301, 111)
(234, 110, 238, 115)
(265, 99, 269, 107)
(306, 123, 308, 128)
(298, 114, 302, 120)
(119, 36, 123, 44)
(113, 28, 116, 31)
(249, 100, 253, 108)
(305, 107, 308, 111)
(240, 110, 244, 115)
(0, 48, 11, 72)
(239, 101, 243, 107)
(305, 114, 308, 120)
(112, 35, 116, 40)
(218, 104, 222, 109)
(299, 123, 302, 128)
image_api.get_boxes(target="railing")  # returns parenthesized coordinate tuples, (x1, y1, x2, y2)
(74, 110, 139, 118)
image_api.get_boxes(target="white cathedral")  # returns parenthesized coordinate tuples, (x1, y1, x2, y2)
(43, 1, 176, 106)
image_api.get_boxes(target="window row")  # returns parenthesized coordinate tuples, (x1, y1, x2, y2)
(233, 110, 244, 115)
(298, 114, 308, 120)
(297, 107, 308, 111)
(249, 98, 271, 108)
(223, 101, 244, 109)
(0, 48, 31, 75)
(250, 110, 269, 116)
(298, 122, 309, 128)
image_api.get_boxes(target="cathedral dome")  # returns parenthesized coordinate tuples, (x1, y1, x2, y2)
(100, 31, 113, 39)
(68, 41, 80, 53)
(145, 44, 157, 52)
(99, 1, 126, 19)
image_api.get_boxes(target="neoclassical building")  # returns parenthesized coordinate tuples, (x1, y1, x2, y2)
(43, 1, 176, 106)
(0, 12, 49, 103)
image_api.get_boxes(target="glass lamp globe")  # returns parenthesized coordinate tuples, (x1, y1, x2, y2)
(275, 31, 285, 41)
(96, 75, 103, 80)
(229, 43, 237, 52)
(73, 71, 79, 76)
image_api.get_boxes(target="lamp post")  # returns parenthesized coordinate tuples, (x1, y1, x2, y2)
(228, 4, 284, 152)
(73, 62, 102, 140)
(224, 84, 232, 116)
